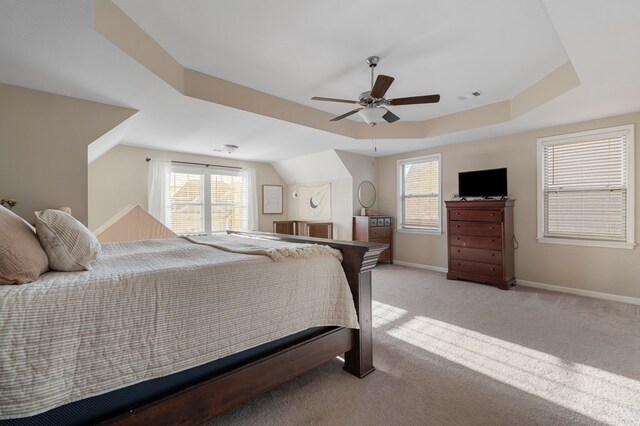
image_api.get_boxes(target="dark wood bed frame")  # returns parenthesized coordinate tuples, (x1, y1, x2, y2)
(102, 231, 386, 425)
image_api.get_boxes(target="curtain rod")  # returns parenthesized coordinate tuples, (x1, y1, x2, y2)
(145, 158, 242, 170)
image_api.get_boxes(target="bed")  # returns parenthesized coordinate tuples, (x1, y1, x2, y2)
(0, 231, 385, 425)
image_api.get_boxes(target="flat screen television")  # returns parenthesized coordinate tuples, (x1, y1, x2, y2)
(458, 168, 507, 199)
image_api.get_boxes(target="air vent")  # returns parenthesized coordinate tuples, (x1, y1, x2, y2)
(472, 91, 482, 97)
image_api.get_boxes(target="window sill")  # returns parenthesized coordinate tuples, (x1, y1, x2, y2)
(536, 237, 636, 250)
(397, 227, 442, 235)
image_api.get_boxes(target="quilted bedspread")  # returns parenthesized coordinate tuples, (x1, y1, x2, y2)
(0, 235, 359, 419)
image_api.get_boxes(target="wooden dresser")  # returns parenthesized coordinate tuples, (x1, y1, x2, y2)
(352, 216, 393, 263)
(445, 200, 515, 290)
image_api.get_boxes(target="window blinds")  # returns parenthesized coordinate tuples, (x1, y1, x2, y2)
(543, 134, 628, 241)
(210, 173, 244, 232)
(400, 155, 440, 229)
(168, 165, 248, 234)
(169, 172, 204, 234)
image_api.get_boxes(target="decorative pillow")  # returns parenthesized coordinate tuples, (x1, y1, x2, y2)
(0, 206, 49, 284)
(35, 209, 102, 271)
(54, 206, 72, 216)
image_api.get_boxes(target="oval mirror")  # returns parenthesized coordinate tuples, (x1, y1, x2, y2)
(357, 181, 376, 208)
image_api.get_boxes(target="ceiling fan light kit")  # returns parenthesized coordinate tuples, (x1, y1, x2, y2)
(311, 56, 441, 125)
(358, 107, 387, 125)
(213, 144, 239, 154)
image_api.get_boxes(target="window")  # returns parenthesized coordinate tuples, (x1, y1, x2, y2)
(397, 154, 442, 233)
(537, 124, 635, 249)
(168, 165, 254, 234)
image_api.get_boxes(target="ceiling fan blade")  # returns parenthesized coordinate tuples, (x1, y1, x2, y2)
(330, 108, 363, 122)
(382, 108, 400, 123)
(311, 96, 359, 104)
(370, 75, 395, 98)
(389, 94, 440, 106)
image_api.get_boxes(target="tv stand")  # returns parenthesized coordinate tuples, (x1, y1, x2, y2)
(445, 199, 515, 290)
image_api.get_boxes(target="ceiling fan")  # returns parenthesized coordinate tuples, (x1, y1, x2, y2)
(311, 56, 440, 125)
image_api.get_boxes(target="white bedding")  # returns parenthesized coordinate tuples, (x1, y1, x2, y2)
(0, 235, 359, 419)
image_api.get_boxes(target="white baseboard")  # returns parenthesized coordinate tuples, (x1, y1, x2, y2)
(391, 260, 448, 274)
(516, 279, 640, 306)
(389, 261, 640, 306)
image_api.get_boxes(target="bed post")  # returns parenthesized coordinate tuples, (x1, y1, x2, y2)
(339, 245, 382, 378)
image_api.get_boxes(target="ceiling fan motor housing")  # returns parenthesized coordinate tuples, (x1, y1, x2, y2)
(359, 91, 377, 104)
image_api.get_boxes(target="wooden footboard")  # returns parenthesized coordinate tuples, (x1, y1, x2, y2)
(102, 232, 386, 425)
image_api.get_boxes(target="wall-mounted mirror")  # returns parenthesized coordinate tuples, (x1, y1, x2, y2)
(357, 180, 376, 208)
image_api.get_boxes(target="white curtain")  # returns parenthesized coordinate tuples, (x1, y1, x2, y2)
(148, 160, 172, 225)
(242, 168, 258, 231)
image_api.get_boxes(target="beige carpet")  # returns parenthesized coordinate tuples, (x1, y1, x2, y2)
(207, 265, 640, 425)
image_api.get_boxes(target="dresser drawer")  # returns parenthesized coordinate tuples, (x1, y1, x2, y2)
(449, 209, 502, 223)
(450, 247, 502, 265)
(449, 221, 502, 237)
(450, 259, 503, 278)
(450, 235, 502, 250)
(371, 227, 391, 239)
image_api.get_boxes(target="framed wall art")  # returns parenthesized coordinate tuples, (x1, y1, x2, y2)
(262, 185, 283, 214)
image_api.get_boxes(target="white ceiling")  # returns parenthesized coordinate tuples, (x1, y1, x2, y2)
(112, 0, 568, 122)
(1, 0, 640, 162)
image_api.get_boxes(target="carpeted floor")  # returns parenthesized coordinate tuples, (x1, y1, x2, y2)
(207, 265, 640, 425)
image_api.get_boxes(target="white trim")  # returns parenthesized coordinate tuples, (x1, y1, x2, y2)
(391, 260, 448, 274)
(396, 153, 442, 233)
(536, 236, 636, 250)
(516, 279, 640, 306)
(396, 229, 442, 235)
(387, 261, 640, 306)
(536, 124, 635, 248)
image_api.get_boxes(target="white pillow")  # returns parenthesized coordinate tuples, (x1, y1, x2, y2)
(35, 209, 101, 271)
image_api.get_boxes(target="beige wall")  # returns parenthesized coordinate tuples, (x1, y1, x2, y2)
(88, 145, 288, 232)
(0, 83, 136, 224)
(335, 150, 378, 215)
(377, 111, 640, 299)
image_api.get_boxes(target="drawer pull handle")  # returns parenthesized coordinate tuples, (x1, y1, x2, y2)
(457, 250, 461, 253)
(457, 262, 461, 266)
(491, 253, 495, 256)
(489, 226, 494, 230)
(490, 213, 494, 216)
(492, 267, 496, 271)
(490, 239, 495, 242)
